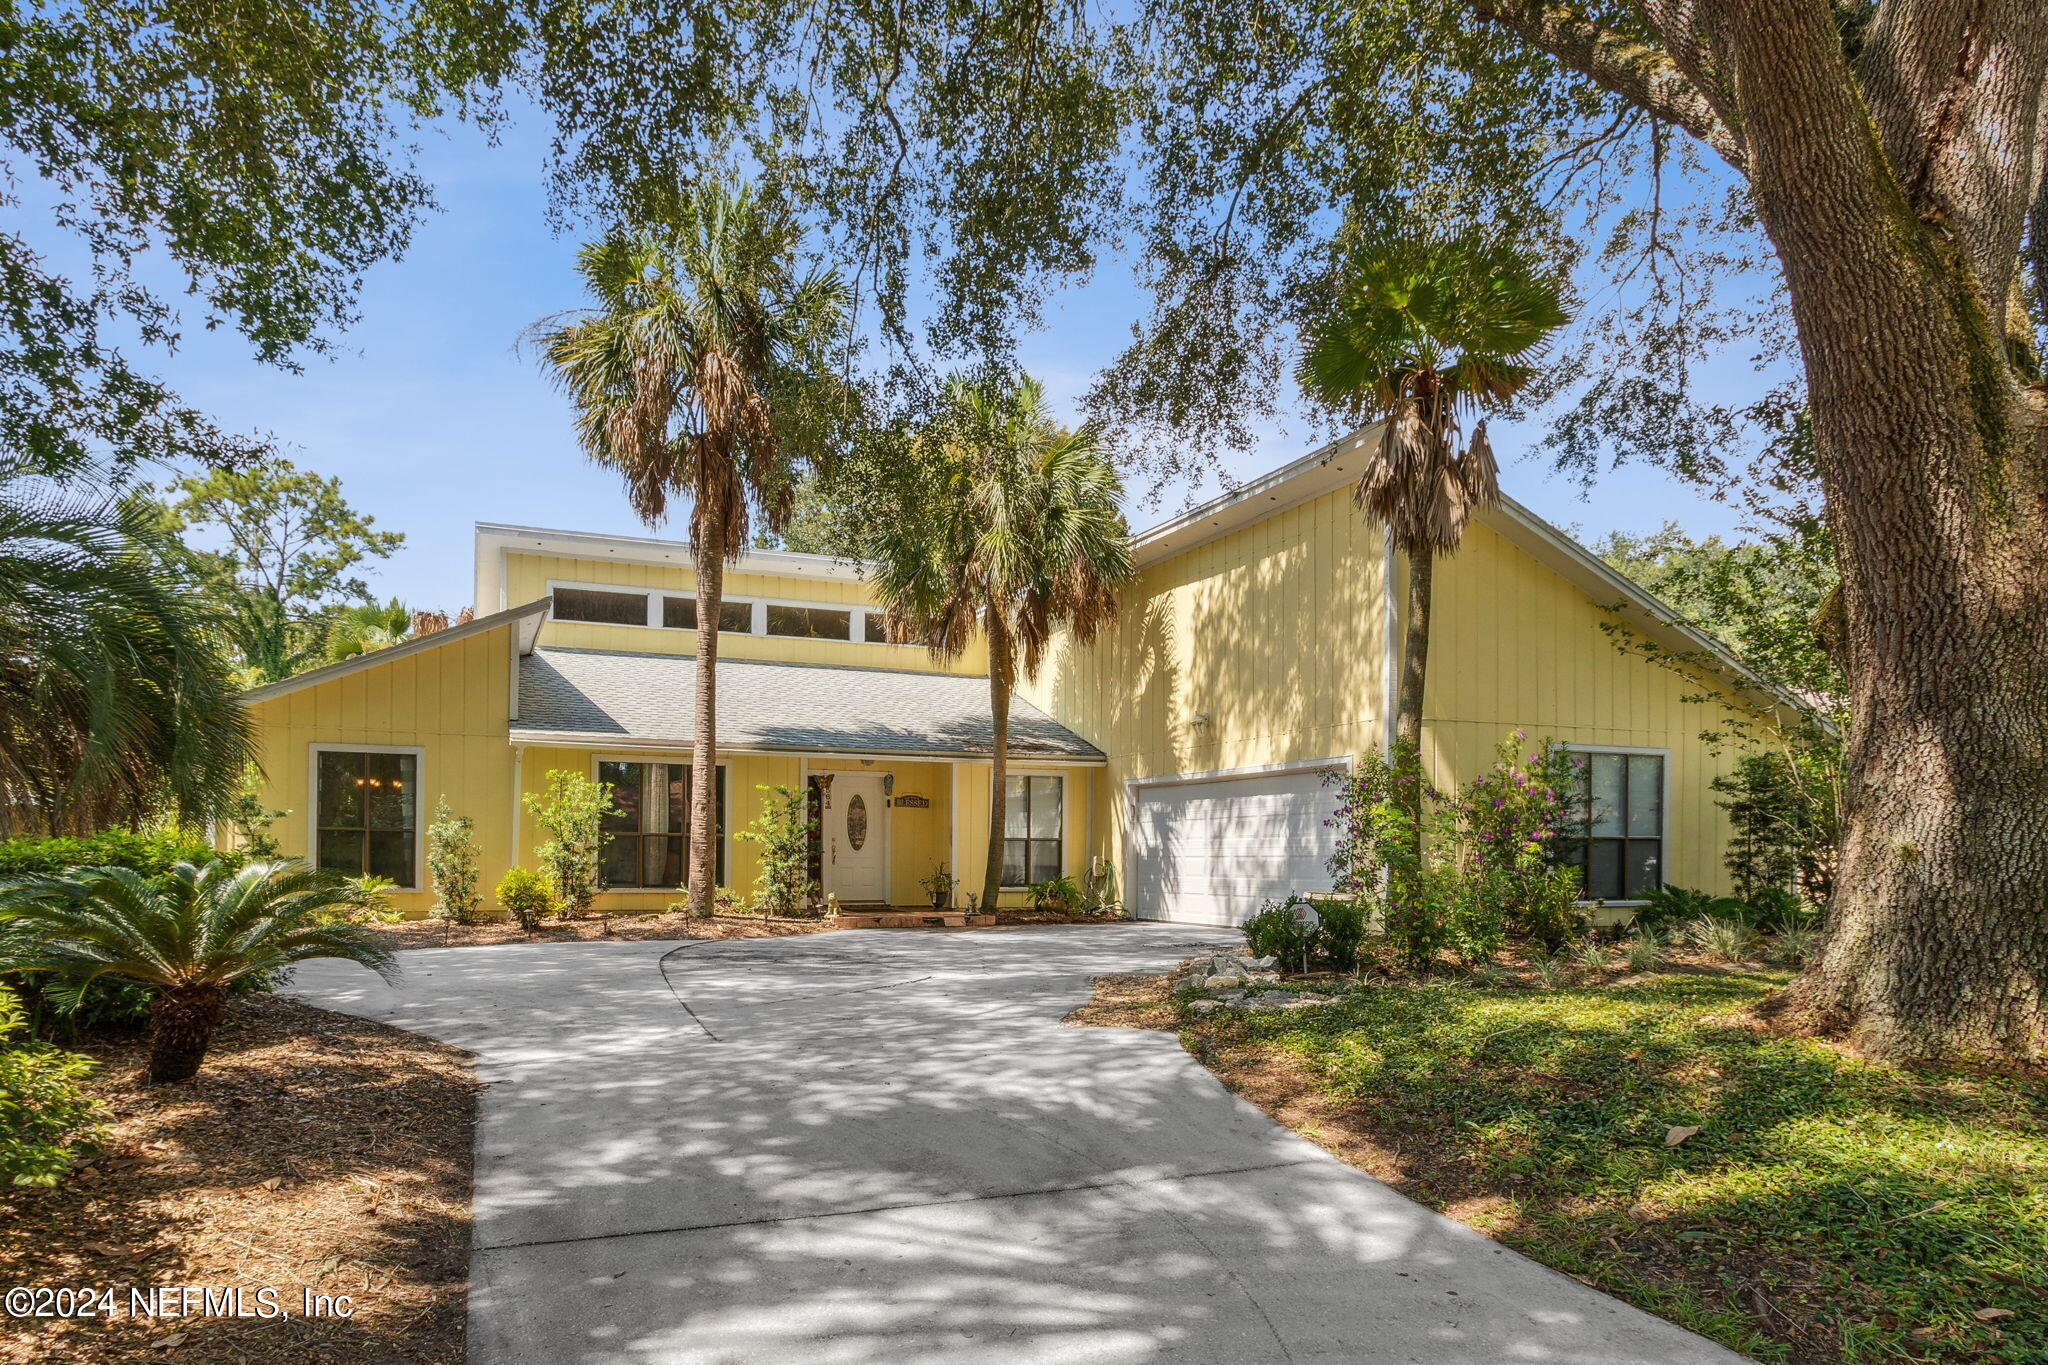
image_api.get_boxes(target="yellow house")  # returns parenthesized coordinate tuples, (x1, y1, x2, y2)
(232, 429, 1796, 925)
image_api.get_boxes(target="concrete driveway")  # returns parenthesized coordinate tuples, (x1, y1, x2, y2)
(290, 925, 1744, 1364)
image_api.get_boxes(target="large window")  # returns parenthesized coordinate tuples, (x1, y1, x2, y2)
(663, 596, 755, 632)
(1001, 775, 1063, 887)
(315, 749, 419, 887)
(554, 586, 649, 625)
(1561, 749, 1665, 901)
(598, 761, 725, 888)
(766, 604, 851, 639)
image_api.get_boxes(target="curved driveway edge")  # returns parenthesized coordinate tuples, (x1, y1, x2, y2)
(289, 925, 1748, 1364)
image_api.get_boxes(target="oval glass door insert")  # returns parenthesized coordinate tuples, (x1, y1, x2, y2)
(846, 794, 869, 850)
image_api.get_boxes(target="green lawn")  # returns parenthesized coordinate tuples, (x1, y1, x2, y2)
(1185, 970, 2048, 1363)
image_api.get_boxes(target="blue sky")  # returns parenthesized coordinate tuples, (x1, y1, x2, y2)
(118, 112, 1750, 613)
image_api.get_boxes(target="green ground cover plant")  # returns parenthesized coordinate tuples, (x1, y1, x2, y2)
(1188, 971, 2048, 1363)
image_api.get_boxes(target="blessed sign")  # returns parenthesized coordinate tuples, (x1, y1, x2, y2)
(892, 794, 930, 808)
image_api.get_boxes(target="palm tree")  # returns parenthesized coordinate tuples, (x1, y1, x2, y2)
(1297, 232, 1568, 757)
(0, 460, 255, 835)
(869, 373, 1132, 913)
(532, 183, 848, 916)
(0, 860, 396, 1082)
(320, 597, 412, 664)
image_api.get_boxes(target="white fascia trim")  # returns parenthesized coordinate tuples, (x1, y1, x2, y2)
(1128, 425, 1383, 569)
(475, 522, 871, 583)
(239, 598, 551, 705)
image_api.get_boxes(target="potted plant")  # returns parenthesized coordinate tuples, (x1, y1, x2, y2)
(919, 864, 955, 910)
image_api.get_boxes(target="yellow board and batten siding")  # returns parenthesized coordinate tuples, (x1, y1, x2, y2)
(501, 551, 988, 675)
(238, 621, 522, 918)
(1020, 483, 1761, 905)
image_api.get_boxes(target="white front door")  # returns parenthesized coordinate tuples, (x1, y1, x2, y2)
(825, 772, 889, 904)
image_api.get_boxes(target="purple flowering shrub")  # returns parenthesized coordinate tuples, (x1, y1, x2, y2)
(1322, 731, 1587, 971)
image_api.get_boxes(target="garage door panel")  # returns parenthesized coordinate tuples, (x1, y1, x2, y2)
(1129, 767, 1340, 925)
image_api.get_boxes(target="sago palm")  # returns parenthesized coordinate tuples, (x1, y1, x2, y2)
(869, 373, 1132, 912)
(0, 860, 396, 1083)
(1298, 232, 1568, 756)
(533, 182, 848, 915)
(0, 460, 255, 834)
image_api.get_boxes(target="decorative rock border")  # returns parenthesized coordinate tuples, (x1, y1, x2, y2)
(1173, 952, 1340, 1014)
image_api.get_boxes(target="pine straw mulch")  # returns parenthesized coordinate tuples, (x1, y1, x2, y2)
(0, 994, 476, 1364)
(371, 911, 837, 951)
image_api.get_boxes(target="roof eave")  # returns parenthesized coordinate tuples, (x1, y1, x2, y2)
(237, 597, 552, 706)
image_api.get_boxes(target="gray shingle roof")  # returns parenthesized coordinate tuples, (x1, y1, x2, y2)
(513, 648, 1103, 760)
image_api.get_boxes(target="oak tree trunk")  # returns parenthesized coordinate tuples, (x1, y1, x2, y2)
(981, 627, 1013, 915)
(1709, 1, 2048, 1062)
(688, 517, 725, 918)
(148, 984, 227, 1084)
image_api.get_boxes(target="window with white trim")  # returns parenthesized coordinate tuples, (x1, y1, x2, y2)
(1559, 749, 1665, 901)
(315, 750, 418, 886)
(554, 586, 648, 625)
(1001, 775, 1063, 887)
(766, 603, 851, 639)
(597, 761, 726, 888)
(663, 595, 755, 633)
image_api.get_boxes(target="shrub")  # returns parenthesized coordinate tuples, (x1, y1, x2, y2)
(334, 875, 404, 925)
(1631, 884, 1745, 934)
(495, 866, 557, 932)
(524, 770, 617, 917)
(220, 764, 288, 858)
(1315, 896, 1371, 970)
(1685, 914, 1761, 963)
(0, 860, 395, 1082)
(0, 830, 242, 885)
(0, 984, 104, 1185)
(425, 799, 484, 924)
(735, 784, 817, 916)
(1241, 898, 1319, 966)
(1767, 921, 1821, 966)
(1713, 745, 1839, 907)
(1324, 731, 1587, 972)
(1027, 875, 1084, 919)
(1625, 929, 1666, 973)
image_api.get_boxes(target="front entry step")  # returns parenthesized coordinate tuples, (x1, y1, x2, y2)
(836, 910, 998, 929)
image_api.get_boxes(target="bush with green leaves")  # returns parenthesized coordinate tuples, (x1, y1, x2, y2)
(1323, 731, 1586, 972)
(1712, 745, 1838, 908)
(524, 770, 617, 917)
(221, 764, 289, 857)
(735, 784, 818, 916)
(0, 830, 243, 885)
(1241, 898, 1320, 966)
(0, 860, 396, 1083)
(1629, 884, 1746, 934)
(0, 983, 104, 1186)
(495, 866, 557, 932)
(425, 797, 484, 924)
(1027, 874, 1084, 919)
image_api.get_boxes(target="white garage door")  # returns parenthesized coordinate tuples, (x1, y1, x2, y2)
(1128, 766, 1341, 925)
